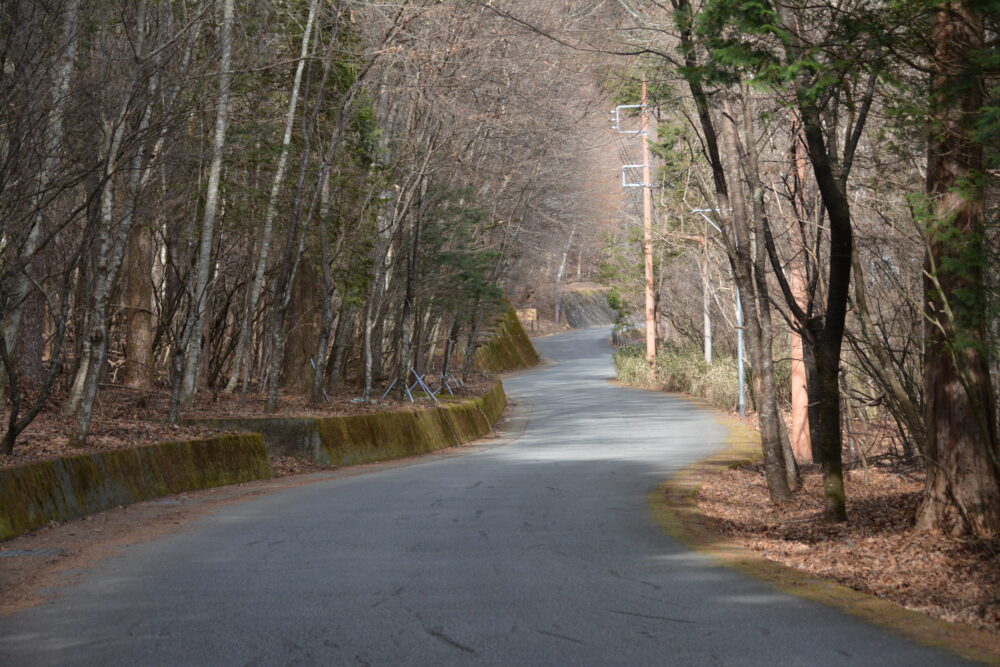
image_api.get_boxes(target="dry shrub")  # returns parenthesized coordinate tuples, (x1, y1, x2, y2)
(613, 345, 740, 412)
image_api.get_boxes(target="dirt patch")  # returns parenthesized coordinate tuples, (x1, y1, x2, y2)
(1, 376, 495, 470)
(697, 463, 1000, 633)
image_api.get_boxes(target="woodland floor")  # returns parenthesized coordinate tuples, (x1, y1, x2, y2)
(697, 461, 1000, 633)
(0, 375, 495, 472)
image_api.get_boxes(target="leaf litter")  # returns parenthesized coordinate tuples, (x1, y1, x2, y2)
(697, 463, 1000, 632)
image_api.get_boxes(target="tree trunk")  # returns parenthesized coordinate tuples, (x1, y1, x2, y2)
(916, 0, 1000, 538)
(441, 318, 461, 388)
(772, 1, 855, 522)
(226, 0, 319, 394)
(673, 6, 790, 500)
(67, 111, 130, 445)
(788, 125, 812, 462)
(1, 0, 80, 398)
(122, 223, 155, 388)
(721, 98, 792, 501)
(310, 172, 339, 404)
(362, 222, 391, 401)
(741, 91, 800, 491)
(325, 304, 355, 390)
(180, 0, 234, 405)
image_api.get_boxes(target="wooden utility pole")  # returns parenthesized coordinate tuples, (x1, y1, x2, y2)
(702, 232, 712, 364)
(789, 121, 812, 461)
(641, 79, 656, 382)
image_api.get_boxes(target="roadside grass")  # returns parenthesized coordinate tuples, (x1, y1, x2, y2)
(613, 344, 750, 412)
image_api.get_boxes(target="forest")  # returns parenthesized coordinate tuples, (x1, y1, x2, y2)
(579, 0, 1000, 543)
(2, 0, 999, 588)
(0, 1, 610, 458)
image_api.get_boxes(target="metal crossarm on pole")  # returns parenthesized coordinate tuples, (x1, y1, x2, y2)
(621, 164, 651, 188)
(613, 104, 648, 136)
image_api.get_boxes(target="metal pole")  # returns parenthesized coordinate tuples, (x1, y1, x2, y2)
(735, 285, 746, 418)
(692, 208, 745, 417)
(702, 225, 712, 364)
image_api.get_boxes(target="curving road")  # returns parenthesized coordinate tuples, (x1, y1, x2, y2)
(1, 327, 968, 665)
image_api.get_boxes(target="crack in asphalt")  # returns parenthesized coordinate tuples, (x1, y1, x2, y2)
(608, 609, 698, 624)
(536, 629, 587, 645)
(424, 627, 477, 655)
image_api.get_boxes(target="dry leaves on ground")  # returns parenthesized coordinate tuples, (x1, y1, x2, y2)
(698, 464, 1000, 632)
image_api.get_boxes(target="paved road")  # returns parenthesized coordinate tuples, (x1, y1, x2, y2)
(1, 328, 967, 665)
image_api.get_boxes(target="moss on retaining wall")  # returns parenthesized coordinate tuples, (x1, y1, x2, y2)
(184, 381, 508, 467)
(314, 379, 506, 466)
(1, 381, 509, 542)
(474, 307, 540, 373)
(0, 434, 270, 541)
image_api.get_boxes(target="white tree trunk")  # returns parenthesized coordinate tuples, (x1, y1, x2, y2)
(226, 0, 319, 393)
(181, 0, 235, 404)
(2, 0, 80, 393)
(65, 110, 128, 439)
(67, 1, 159, 443)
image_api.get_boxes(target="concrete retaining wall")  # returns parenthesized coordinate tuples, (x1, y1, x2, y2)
(474, 308, 540, 373)
(0, 434, 271, 541)
(184, 380, 508, 466)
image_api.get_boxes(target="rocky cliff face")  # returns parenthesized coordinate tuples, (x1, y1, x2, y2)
(560, 288, 615, 328)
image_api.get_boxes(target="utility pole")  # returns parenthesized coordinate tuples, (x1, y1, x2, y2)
(612, 79, 656, 383)
(640, 80, 656, 383)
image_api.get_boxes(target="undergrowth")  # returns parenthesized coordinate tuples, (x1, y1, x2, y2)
(613, 345, 742, 412)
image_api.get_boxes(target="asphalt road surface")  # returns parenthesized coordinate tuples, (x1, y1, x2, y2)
(0, 327, 969, 665)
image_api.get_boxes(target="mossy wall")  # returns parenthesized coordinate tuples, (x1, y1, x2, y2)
(184, 381, 508, 466)
(474, 307, 540, 373)
(0, 434, 271, 541)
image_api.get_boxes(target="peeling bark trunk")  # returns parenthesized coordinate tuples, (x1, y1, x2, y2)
(226, 0, 318, 394)
(180, 0, 234, 405)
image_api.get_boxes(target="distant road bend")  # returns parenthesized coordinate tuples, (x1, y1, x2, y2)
(0, 327, 969, 665)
